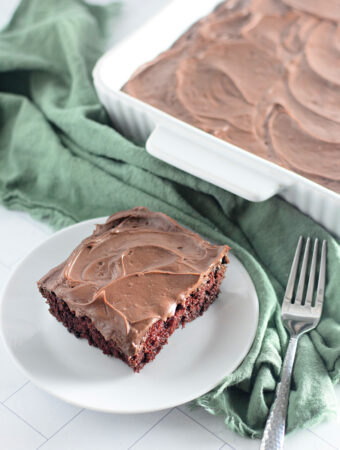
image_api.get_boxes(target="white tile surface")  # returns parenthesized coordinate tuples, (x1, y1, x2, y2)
(0, 206, 50, 267)
(131, 409, 224, 450)
(179, 404, 259, 450)
(0, 403, 46, 450)
(0, 338, 27, 402)
(284, 428, 337, 450)
(0, 262, 10, 292)
(0, 0, 20, 29)
(308, 386, 340, 448)
(5, 383, 81, 438)
(103, 0, 172, 49)
(0, 0, 340, 449)
(0, 230, 28, 403)
(40, 408, 170, 450)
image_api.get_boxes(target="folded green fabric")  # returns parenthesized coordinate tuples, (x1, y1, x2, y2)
(0, 0, 339, 438)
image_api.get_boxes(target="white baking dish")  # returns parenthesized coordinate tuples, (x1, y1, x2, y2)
(93, 0, 340, 238)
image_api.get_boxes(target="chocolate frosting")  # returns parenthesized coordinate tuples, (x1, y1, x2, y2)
(122, 0, 340, 193)
(38, 208, 229, 357)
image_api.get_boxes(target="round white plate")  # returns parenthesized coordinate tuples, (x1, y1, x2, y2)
(0, 217, 259, 413)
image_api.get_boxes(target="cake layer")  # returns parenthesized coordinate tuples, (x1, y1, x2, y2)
(38, 207, 230, 358)
(122, 0, 340, 193)
(39, 261, 226, 372)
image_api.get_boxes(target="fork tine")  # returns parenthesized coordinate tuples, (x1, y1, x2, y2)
(315, 240, 327, 313)
(295, 237, 311, 304)
(284, 236, 303, 303)
(305, 239, 318, 306)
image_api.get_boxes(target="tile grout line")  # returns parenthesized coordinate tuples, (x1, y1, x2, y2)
(218, 443, 230, 450)
(2, 381, 30, 404)
(307, 428, 338, 449)
(2, 402, 48, 441)
(127, 408, 175, 449)
(178, 408, 228, 447)
(36, 408, 85, 449)
(221, 442, 235, 450)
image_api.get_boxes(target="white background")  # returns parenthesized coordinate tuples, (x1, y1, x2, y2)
(0, 1, 339, 449)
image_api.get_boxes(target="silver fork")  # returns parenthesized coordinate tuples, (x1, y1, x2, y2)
(260, 236, 327, 450)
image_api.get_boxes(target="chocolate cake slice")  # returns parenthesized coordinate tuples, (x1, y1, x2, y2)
(38, 207, 230, 372)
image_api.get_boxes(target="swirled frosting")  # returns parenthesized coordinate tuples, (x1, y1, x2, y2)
(122, 0, 340, 193)
(38, 208, 229, 356)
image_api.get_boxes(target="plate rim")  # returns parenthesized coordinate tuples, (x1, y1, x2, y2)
(0, 216, 259, 414)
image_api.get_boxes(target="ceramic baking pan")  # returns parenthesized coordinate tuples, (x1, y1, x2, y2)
(93, 0, 340, 237)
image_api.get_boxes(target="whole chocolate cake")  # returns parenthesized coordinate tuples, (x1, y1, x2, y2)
(38, 208, 229, 372)
(122, 0, 340, 193)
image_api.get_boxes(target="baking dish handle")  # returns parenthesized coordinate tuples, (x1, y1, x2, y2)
(146, 125, 289, 202)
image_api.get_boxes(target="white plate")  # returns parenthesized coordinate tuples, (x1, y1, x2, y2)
(0, 217, 259, 413)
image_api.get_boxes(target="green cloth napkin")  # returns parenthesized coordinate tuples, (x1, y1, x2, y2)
(1, 0, 339, 439)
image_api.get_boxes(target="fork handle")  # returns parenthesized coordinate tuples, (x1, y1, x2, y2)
(260, 335, 298, 450)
